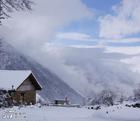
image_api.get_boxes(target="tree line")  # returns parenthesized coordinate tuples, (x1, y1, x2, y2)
(88, 87, 140, 106)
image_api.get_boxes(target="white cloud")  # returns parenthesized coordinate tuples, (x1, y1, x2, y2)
(99, 0, 140, 39)
(105, 46, 140, 55)
(121, 56, 140, 73)
(56, 32, 92, 41)
(0, 0, 92, 53)
(105, 38, 140, 43)
(105, 46, 140, 74)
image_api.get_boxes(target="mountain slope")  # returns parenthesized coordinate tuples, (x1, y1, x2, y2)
(0, 39, 83, 104)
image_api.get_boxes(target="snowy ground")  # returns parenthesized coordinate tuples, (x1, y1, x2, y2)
(0, 104, 140, 121)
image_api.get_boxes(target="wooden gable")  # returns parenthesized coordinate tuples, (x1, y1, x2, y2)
(16, 73, 42, 91)
(17, 78, 35, 91)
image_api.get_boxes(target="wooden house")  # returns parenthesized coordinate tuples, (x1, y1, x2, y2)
(0, 70, 42, 105)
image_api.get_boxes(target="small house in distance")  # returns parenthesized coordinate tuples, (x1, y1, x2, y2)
(54, 97, 69, 106)
(0, 70, 42, 105)
(53, 97, 80, 107)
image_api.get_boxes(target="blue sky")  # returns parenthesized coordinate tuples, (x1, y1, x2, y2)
(2, 0, 140, 50)
(82, 0, 120, 14)
(57, 0, 120, 38)
(58, 0, 113, 38)
(55, 0, 140, 47)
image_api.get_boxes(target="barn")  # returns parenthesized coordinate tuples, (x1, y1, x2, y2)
(0, 70, 42, 105)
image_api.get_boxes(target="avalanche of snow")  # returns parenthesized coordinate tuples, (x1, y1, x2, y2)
(0, 105, 140, 121)
(43, 46, 140, 97)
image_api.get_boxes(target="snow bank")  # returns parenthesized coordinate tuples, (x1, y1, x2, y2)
(0, 104, 140, 121)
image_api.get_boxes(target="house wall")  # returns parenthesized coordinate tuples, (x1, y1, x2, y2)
(12, 90, 36, 105)
(12, 77, 37, 105)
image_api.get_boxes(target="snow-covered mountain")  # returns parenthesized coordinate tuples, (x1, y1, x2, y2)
(0, 39, 83, 104)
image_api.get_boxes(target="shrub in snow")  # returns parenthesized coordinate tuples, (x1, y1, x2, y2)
(90, 89, 116, 106)
(133, 88, 140, 101)
(0, 90, 13, 108)
(126, 103, 140, 108)
(0, 90, 19, 108)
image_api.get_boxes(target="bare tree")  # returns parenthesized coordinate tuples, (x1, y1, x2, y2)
(134, 88, 140, 101)
(0, 0, 33, 24)
(91, 89, 116, 106)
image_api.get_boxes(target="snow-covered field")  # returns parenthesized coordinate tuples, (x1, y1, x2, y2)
(0, 104, 140, 121)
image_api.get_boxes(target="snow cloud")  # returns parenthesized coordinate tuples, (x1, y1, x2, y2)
(1, 0, 92, 52)
(40, 45, 140, 96)
(106, 46, 140, 74)
(56, 32, 92, 41)
(99, 0, 140, 39)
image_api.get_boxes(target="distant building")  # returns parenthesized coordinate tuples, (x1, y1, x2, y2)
(54, 97, 69, 106)
(0, 70, 42, 105)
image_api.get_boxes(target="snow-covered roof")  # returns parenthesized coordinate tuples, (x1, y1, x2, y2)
(0, 70, 32, 90)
